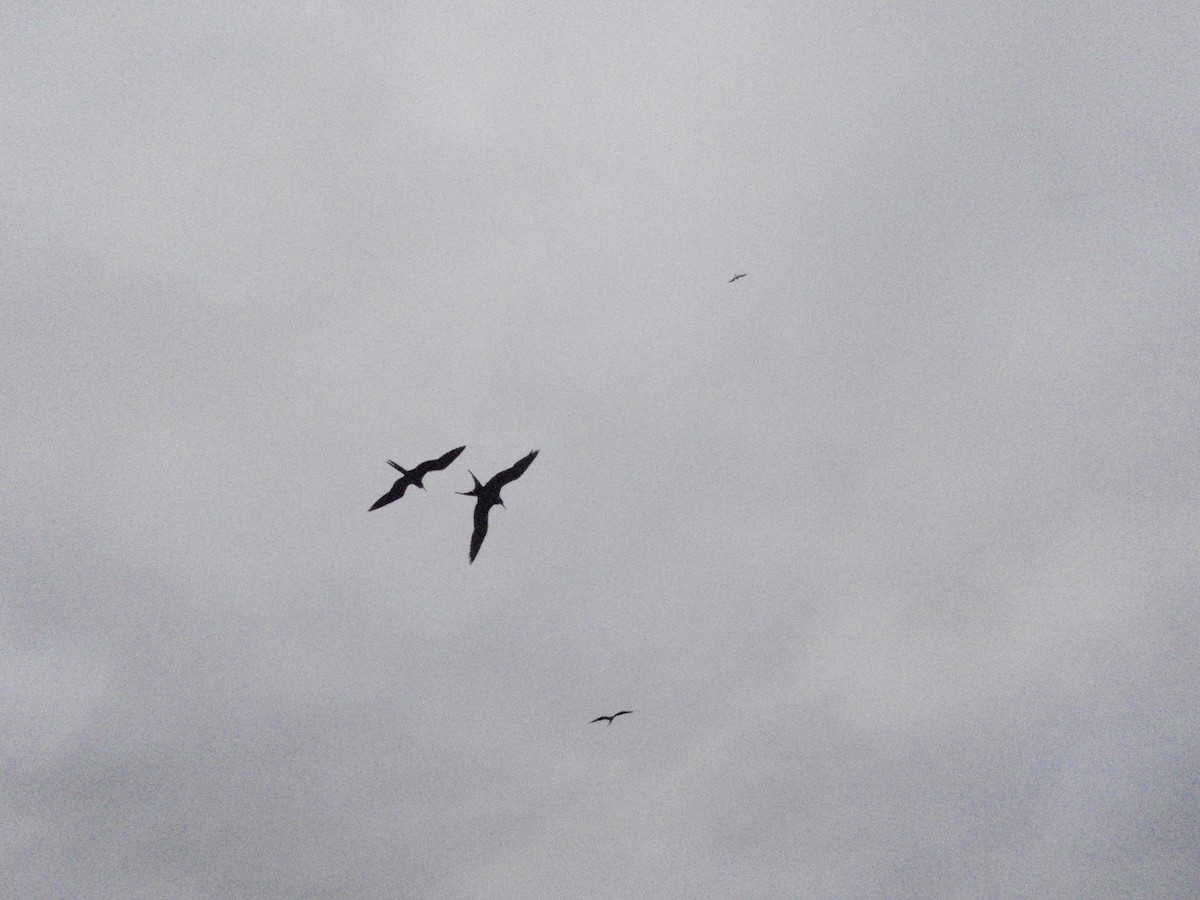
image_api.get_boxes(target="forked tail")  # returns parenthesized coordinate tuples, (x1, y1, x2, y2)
(457, 472, 484, 496)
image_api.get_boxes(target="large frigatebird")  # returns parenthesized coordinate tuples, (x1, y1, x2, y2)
(728, 273, 747, 282)
(369, 445, 466, 511)
(458, 449, 538, 562)
(590, 710, 633, 725)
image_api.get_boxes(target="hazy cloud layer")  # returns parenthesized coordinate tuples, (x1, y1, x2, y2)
(3, 2, 1198, 897)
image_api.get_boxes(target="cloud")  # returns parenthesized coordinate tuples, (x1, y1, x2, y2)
(2, 2, 1197, 896)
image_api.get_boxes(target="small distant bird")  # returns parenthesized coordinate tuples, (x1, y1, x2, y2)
(458, 450, 539, 562)
(590, 711, 633, 725)
(369, 445, 466, 511)
(728, 273, 747, 283)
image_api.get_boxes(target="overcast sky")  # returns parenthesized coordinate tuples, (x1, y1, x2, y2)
(3, 2, 1198, 897)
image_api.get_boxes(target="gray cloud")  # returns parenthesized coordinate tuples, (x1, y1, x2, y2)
(3, 2, 1197, 897)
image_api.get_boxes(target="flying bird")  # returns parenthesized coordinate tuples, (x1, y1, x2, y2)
(369, 445, 466, 511)
(458, 450, 539, 562)
(590, 711, 633, 725)
(728, 273, 747, 282)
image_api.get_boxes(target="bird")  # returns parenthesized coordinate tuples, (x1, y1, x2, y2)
(728, 273, 747, 282)
(590, 711, 633, 725)
(369, 445, 466, 511)
(458, 450, 539, 562)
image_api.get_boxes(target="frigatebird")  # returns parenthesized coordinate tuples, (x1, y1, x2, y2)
(458, 449, 538, 562)
(590, 711, 633, 725)
(728, 273, 747, 283)
(369, 445, 466, 511)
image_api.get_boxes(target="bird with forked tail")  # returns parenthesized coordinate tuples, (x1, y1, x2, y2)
(458, 450, 538, 563)
(369, 445, 465, 511)
(590, 711, 633, 725)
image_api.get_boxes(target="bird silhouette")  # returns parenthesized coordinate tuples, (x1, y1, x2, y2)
(590, 710, 633, 725)
(369, 445, 466, 511)
(458, 450, 538, 562)
(728, 273, 747, 282)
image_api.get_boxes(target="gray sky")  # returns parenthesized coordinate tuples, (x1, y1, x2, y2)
(3, 2, 1198, 897)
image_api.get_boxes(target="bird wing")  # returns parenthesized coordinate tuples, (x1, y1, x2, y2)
(468, 500, 491, 562)
(589, 716, 610, 724)
(612, 710, 633, 718)
(410, 444, 466, 478)
(488, 449, 539, 490)
(369, 478, 409, 511)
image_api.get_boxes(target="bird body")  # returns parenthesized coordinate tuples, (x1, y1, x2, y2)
(458, 450, 538, 562)
(590, 710, 633, 725)
(369, 445, 466, 511)
(728, 273, 747, 282)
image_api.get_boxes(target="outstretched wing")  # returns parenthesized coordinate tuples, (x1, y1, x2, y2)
(370, 478, 409, 511)
(612, 710, 633, 719)
(410, 444, 466, 478)
(468, 501, 491, 563)
(590, 716, 610, 724)
(487, 449, 539, 490)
